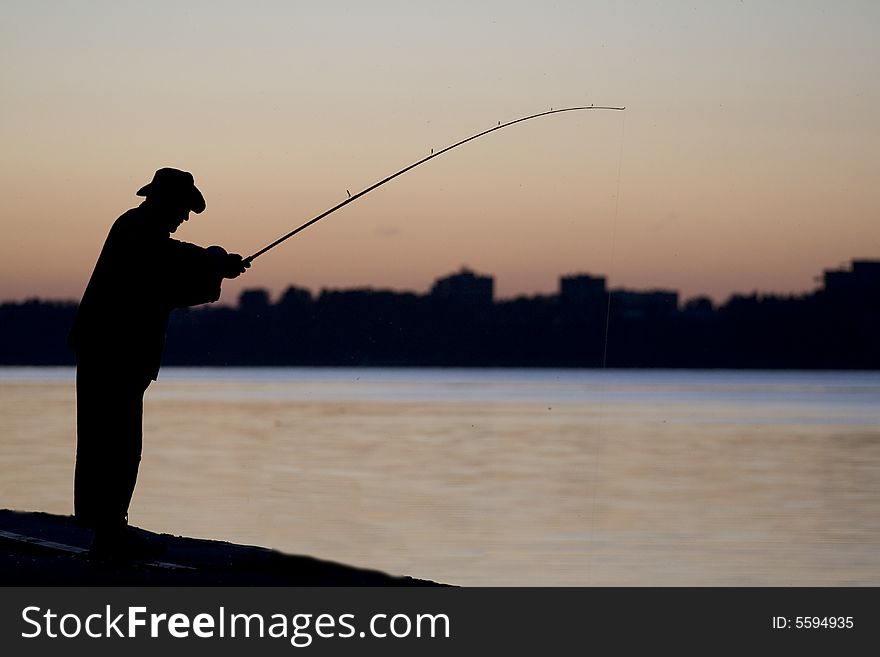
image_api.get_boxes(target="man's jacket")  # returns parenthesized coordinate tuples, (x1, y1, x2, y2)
(69, 205, 224, 381)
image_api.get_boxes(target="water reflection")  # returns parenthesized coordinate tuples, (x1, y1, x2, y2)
(1, 367, 878, 585)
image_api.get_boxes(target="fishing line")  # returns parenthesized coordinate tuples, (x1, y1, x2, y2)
(244, 106, 625, 263)
(587, 108, 627, 585)
(603, 111, 627, 369)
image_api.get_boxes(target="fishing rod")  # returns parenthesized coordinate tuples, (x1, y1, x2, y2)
(244, 105, 625, 264)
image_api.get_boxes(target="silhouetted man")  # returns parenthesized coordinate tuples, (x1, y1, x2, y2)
(68, 168, 248, 557)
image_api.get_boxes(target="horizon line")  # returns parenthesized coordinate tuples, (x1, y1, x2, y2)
(4, 258, 875, 308)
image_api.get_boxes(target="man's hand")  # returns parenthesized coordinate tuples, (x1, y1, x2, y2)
(223, 253, 250, 279)
(206, 246, 251, 279)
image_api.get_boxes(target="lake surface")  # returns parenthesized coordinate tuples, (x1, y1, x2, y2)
(2, 367, 879, 585)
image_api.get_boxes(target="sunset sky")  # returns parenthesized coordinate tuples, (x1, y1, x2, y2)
(2, 1, 877, 304)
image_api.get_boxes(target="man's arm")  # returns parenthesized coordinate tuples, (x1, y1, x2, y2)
(162, 240, 249, 308)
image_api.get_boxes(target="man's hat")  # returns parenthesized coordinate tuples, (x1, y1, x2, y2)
(136, 168, 206, 214)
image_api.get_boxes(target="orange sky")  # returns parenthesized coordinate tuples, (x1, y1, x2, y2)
(2, 1, 878, 304)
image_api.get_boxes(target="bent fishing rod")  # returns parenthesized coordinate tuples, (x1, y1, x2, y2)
(244, 105, 625, 264)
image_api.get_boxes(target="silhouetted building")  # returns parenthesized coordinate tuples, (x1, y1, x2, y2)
(559, 273, 606, 307)
(431, 268, 493, 304)
(278, 285, 312, 307)
(824, 260, 880, 298)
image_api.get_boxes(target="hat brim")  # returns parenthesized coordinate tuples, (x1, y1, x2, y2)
(136, 182, 206, 214)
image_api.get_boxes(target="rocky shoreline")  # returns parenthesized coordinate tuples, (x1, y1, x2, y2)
(0, 510, 445, 586)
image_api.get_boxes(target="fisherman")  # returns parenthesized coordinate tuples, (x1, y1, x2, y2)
(68, 168, 248, 558)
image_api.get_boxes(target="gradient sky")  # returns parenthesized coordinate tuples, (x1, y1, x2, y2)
(2, 0, 878, 304)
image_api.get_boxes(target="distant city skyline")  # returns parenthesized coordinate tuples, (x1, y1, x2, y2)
(3, 257, 876, 369)
(6, 258, 875, 313)
(6, 242, 871, 307)
(225, 257, 880, 307)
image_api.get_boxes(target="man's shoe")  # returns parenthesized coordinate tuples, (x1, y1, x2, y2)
(89, 526, 166, 561)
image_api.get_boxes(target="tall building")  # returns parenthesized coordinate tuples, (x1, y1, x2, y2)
(559, 273, 607, 307)
(824, 260, 880, 298)
(431, 268, 494, 304)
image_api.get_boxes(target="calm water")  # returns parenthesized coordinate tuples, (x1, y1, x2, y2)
(2, 367, 879, 585)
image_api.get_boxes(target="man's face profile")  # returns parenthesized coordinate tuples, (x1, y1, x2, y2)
(151, 197, 192, 233)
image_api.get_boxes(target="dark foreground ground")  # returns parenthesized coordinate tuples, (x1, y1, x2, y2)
(0, 510, 444, 586)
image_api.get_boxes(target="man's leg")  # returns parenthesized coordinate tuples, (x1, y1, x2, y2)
(75, 359, 149, 548)
(74, 360, 111, 527)
(103, 379, 146, 526)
